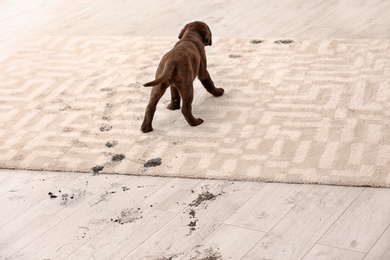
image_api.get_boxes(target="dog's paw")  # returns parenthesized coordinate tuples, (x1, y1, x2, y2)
(167, 103, 180, 110)
(192, 118, 204, 126)
(213, 88, 224, 97)
(141, 125, 153, 133)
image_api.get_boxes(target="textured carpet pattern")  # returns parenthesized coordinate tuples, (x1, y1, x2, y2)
(0, 37, 389, 187)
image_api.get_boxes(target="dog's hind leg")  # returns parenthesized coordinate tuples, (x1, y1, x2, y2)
(141, 83, 169, 133)
(180, 82, 204, 127)
(167, 86, 181, 110)
(198, 69, 224, 97)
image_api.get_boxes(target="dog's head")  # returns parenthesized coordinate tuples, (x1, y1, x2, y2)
(178, 21, 212, 46)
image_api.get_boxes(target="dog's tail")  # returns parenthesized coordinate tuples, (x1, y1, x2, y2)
(143, 62, 175, 87)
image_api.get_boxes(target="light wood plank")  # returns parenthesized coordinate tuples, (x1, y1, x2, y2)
(319, 188, 390, 253)
(0, 187, 95, 258)
(359, 24, 390, 39)
(299, 26, 340, 39)
(310, 5, 368, 30)
(1, 0, 390, 61)
(264, 3, 335, 38)
(182, 224, 266, 260)
(10, 175, 170, 259)
(0, 169, 39, 180)
(123, 181, 263, 259)
(63, 172, 131, 196)
(142, 177, 204, 213)
(65, 208, 176, 260)
(242, 185, 363, 260)
(302, 244, 365, 260)
(0, 171, 82, 228)
(364, 225, 390, 260)
(331, 2, 390, 38)
(225, 183, 314, 232)
(0, 174, 27, 196)
(67, 178, 228, 259)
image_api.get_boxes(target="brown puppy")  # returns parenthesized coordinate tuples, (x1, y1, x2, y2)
(141, 21, 224, 133)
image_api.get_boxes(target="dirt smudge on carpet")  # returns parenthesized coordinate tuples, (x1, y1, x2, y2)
(144, 158, 162, 167)
(112, 154, 125, 162)
(274, 39, 294, 44)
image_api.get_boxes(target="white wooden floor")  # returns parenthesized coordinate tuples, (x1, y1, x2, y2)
(1, 1, 390, 259)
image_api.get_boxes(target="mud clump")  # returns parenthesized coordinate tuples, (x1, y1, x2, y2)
(91, 165, 104, 174)
(186, 191, 221, 234)
(188, 220, 197, 231)
(250, 39, 263, 44)
(201, 247, 223, 260)
(144, 158, 162, 168)
(48, 192, 57, 199)
(188, 220, 197, 227)
(189, 191, 217, 207)
(122, 187, 130, 191)
(99, 124, 112, 132)
(189, 209, 196, 218)
(112, 154, 125, 162)
(274, 39, 294, 44)
(187, 208, 198, 232)
(106, 140, 118, 148)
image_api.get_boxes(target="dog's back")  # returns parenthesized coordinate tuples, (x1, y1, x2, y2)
(144, 40, 201, 87)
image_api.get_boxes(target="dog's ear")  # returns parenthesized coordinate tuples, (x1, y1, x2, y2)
(200, 25, 212, 46)
(178, 24, 188, 39)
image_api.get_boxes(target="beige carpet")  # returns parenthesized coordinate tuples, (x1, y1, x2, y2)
(0, 36, 389, 187)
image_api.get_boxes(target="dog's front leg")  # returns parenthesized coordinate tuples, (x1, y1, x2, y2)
(198, 69, 224, 97)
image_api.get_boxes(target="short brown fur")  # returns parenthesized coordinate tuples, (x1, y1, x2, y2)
(141, 21, 224, 133)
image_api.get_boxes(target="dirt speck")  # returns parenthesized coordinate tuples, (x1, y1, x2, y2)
(228, 54, 242, 59)
(48, 192, 57, 199)
(157, 256, 181, 260)
(188, 220, 197, 227)
(63, 127, 73, 133)
(106, 140, 118, 148)
(350, 240, 359, 247)
(250, 39, 263, 44)
(144, 158, 162, 167)
(91, 165, 104, 174)
(99, 124, 112, 132)
(274, 39, 294, 44)
(112, 154, 125, 162)
(60, 193, 75, 205)
(189, 209, 196, 218)
(191, 247, 223, 260)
